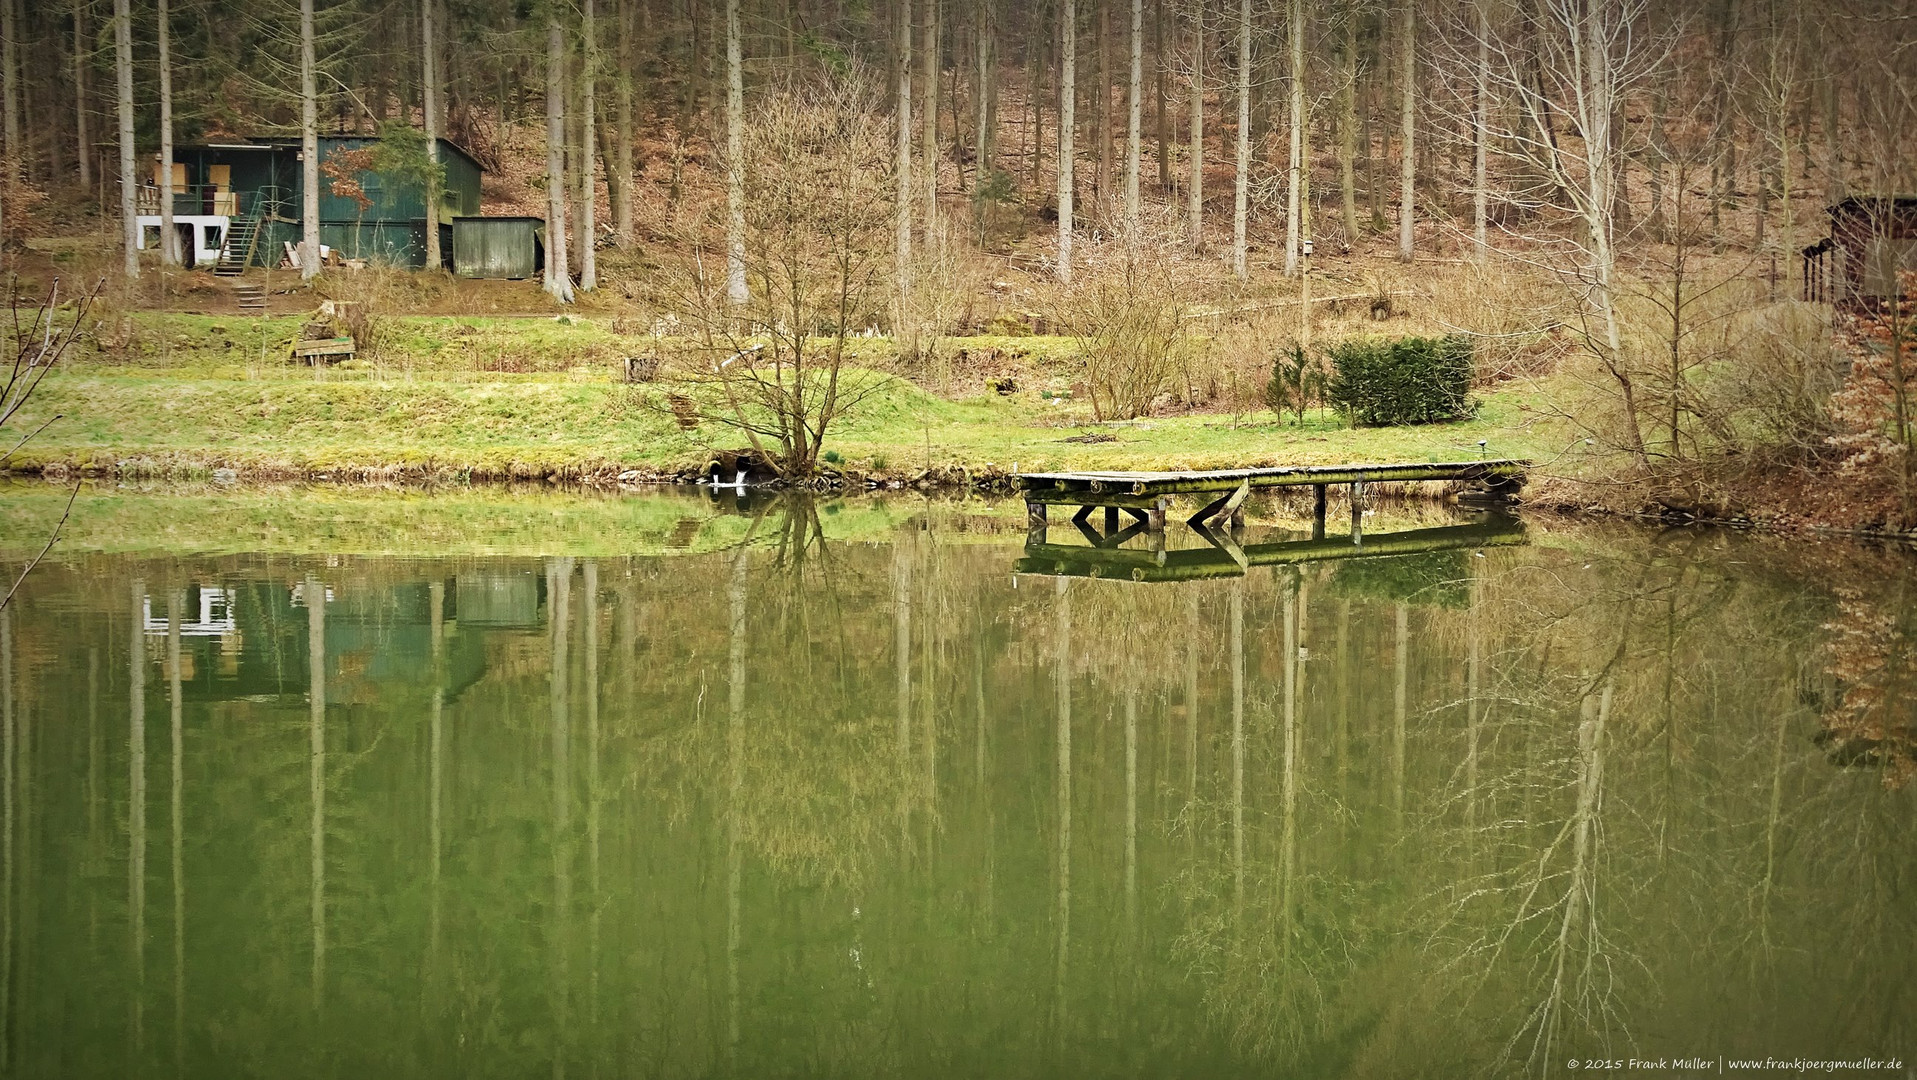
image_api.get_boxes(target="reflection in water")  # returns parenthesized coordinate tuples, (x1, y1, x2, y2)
(0, 496, 1911, 1078)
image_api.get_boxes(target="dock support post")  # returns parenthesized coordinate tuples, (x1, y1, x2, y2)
(1104, 506, 1120, 535)
(1312, 485, 1327, 540)
(1350, 480, 1365, 547)
(1027, 501, 1048, 546)
(1146, 496, 1168, 534)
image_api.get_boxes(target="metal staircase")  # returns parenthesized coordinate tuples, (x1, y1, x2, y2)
(215, 214, 262, 276)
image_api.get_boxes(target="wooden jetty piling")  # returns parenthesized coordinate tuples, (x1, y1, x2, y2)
(1017, 459, 1529, 545)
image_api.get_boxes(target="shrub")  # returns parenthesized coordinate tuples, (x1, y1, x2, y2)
(1326, 334, 1476, 426)
(1262, 343, 1328, 425)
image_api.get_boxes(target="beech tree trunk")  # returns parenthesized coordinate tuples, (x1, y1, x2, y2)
(423, 0, 442, 270)
(580, 0, 598, 290)
(1, 0, 18, 176)
(1231, 0, 1249, 279)
(1396, 0, 1414, 262)
(1057, 0, 1076, 283)
(1153, 0, 1168, 193)
(724, 0, 744, 302)
(1123, 0, 1141, 237)
(1339, 1, 1358, 247)
(1188, 0, 1203, 250)
(545, 18, 574, 302)
(975, 0, 995, 178)
(1472, 0, 1488, 260)
(159, 0, 177, 265)
(115, 0, 135, 278)
(921, 0, 938, 232)
(895, 0, 911, 296)
(1283, 0, 1302, 276)
(73, 0, 89, 193)
(300, 0, 320, 279)
(615, 0, 634, 244)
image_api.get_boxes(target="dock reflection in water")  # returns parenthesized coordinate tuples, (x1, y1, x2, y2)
(0, 490, 1909, 1079)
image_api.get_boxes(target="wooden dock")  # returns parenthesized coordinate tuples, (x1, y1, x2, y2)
(1015, 459, 1529, 537)
(1016, 518, 1527, 583)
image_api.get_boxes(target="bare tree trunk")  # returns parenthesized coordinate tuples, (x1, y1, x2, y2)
(545, 18, 575, 303)
(1188, 0, 1203, 250)
(896, 0, 912, 297)
(614, 0, 634, 245)
(1, 0, 18, 177)
(975, 0, 995, 177)
(1124, 0, 1142, 238)
(113, 0, 136, 277)
(1231, 0, 1249, 279)
(724, 0, 745, 302)
(1057, 0, 1076, 282)
(423, 0, 442, 270)
(1094, 0, 1109, 210)
(1283, 0, 1302, 276)
(1154, 0, 1169, 193)
(1396, 0, 1414, 262)
(159, 0, 178, 265)
(922, 0, 938, 232)
(300, 0, 321, 280)
(1472, 0, 1488, 260)
(580, 0, 599, 290)
(73, 0, 90, 194)
(1337, 4, 1357, 248)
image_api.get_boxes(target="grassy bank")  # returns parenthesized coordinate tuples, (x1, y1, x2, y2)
(12, 314, 1555, 484)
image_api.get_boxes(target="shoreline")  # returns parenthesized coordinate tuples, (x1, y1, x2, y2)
(9, 457, 1917, 548)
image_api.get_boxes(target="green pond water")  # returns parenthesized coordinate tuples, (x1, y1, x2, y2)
(0, 486, 1911, 1078)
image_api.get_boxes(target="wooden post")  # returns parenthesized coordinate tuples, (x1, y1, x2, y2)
(1312, 484, 1327, 539)
(1146, 495, 1168, 534)
(1103, 506, 1120, 535)
(1350, 479, 1364, 547)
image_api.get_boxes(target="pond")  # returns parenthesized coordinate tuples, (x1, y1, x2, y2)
(0, 484, 1911, 1078)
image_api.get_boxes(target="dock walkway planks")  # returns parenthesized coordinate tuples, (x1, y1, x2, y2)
(1016, 459, 1530, 533)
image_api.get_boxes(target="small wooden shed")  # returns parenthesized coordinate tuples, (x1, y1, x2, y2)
(452, 216, 542, 280)
(1804, 196, 1917, 305)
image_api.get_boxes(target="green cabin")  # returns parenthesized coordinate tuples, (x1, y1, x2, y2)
(153, 134, 484, 270)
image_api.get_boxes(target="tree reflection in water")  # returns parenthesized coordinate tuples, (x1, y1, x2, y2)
(0, 494, 1908, 1078)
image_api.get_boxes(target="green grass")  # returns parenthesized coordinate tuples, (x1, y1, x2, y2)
(13, 314, 1556, 481)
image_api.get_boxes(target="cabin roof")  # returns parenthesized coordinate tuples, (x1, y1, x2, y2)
(177, 134, 485, 176)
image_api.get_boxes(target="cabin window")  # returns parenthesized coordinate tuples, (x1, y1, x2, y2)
(204, 225, 223, 252)
(142, 225, 161, 250)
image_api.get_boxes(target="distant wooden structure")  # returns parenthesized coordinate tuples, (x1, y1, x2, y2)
(1803, 196, 1917, 306)
(1017, 518, 1527, 583)
(1016, 459, 1530, 542)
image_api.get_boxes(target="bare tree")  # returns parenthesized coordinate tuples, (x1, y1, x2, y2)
(895, 0, 912, 297)
(544, 16, 574, 303)
(422, 0, 442, 270)
(1188, 0, 1204, 250)
(299, 0, 320, 279)
(1058, 0, 1077, 283)
(1231, 0, 1248, 279)
(1472, 0, 1489, 261)
(659, 74, 898, 481)
(0, 0, 17, 177)
(1339, 0, 1359, 249)
(1284, 0, 1304, 276)
(580, 0, 599, 291)
(724, 0, 745, 303)
(1123, 0, 1142, 239)
(1397, 0, 1415, 262)
(159, 0, 178, 266)
(1478, 0, 1664, 467)
(921, 0, 938, 233)
(72, 0, 89, 195)
(114, 0, 136, 278)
